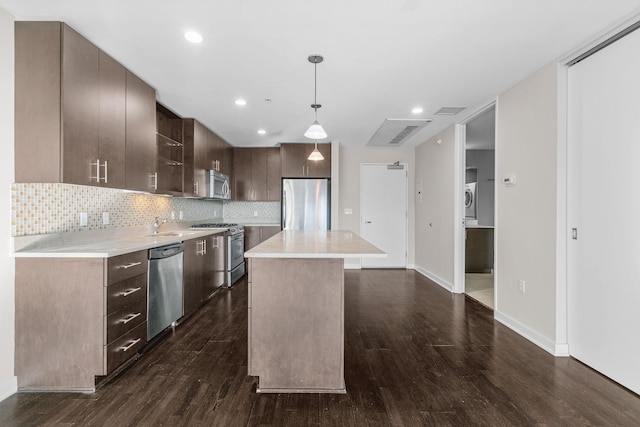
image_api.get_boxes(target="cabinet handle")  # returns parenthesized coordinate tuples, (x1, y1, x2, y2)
(302, 165, 305, 176)
(103, 160, 108, 184)
(194, 181, 199, 196)
(120, 312, 141, 324)
(151, 172, 158, 191)
(92, 159, 101, 183)
(118, 262, 142, 270)
(120, 287, 142, 297)
(203, 239, 207, 255)
(197, 240, 205, 255)
(119, 338, 141, 352)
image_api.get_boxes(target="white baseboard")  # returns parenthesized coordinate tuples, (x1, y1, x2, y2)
(344, 264, 361, 270)
(413, 265, 453, 292)
(0, 376, 17, 402)
(494, 310, 569, 356)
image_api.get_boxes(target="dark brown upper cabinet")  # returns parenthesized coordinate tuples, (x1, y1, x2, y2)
(280, 143, 331, 178)
(232, 147, 281, 201)
(125, 71, 157, 192)
(15, 21, 156, 192)
(183, 119, 208, 198)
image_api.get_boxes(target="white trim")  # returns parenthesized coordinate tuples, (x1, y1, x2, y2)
(0, 376, 17, 402)
(554, 62, 569, 353)
(344, 264, 361, 270)
(558, 9, 640, 65)
(406, 263, 415, 269)
(494, 310, 569, 357)
(453, 124, 465, 294)
(414, 265, 453, 292)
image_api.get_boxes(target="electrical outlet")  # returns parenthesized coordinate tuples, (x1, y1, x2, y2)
(179, 211, 184, 220)
(170, 211, 176, 220)
(214, 211, 217, 217)
(518, 280, 526, 294)
(79, 212, 88, 227)
(254, 210, 258, 217)
(102, 212, 110, 225)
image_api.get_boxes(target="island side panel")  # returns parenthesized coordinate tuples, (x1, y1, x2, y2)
(249, 257, 344, 392)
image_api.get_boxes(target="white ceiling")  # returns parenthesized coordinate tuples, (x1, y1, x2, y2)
(2, 0, 640, 148)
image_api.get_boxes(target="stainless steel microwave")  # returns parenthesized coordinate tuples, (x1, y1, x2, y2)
(207, 170, 231, 199)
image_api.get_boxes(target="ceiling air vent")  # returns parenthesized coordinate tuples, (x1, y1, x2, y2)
(367, 119, 432, 146)
(434, 106, 466, 115)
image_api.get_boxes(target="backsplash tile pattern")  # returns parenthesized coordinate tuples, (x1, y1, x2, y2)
(11, 183, 223, 237)
(223, 201, 280, 224)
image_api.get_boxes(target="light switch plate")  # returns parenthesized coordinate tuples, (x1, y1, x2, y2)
(79, 212, 88, 227)
(102, 212, 110, 225)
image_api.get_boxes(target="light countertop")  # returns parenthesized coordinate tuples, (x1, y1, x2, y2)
(245, 230, 386, 259)
(13, 229, 226, 258)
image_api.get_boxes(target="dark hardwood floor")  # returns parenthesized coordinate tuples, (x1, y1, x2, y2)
(2, 269, 640, 426)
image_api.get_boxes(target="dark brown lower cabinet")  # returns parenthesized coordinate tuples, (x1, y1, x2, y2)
(244, 225, 281, 251)
(183, 234, 225, 316)
(15, 250, 149, 391)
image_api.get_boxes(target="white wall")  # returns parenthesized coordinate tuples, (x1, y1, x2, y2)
(0, 6, 16, 401)
(494, 62, 559, 348)
(414, 127, 456, 289)
(338, 146, 415, 269)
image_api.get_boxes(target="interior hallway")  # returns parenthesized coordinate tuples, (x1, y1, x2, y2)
(465, 273, 494, 309)
(0, 270, 638, 426)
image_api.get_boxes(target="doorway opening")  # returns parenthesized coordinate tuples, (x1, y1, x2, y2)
(463, 106, 496, 309)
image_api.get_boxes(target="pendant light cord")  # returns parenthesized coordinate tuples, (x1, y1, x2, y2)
(314, 62, 318, 120)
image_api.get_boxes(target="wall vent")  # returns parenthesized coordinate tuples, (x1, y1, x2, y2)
(367, 119, 432, 146)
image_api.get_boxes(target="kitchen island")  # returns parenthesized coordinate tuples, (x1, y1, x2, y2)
(245, 230, 385, 393)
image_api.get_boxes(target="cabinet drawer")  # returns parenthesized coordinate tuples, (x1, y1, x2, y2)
(107, 250, 148, 285)
(106, 297, 147, 344)
(106, 321, 146, 374)
(106, 273, 147, 315)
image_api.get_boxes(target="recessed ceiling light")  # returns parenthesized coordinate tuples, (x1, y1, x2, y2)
(235, 99, 247, 106)
(257, 129, 266, 135)
(412, 107, 423, 114)
(184, 31, 203, 44)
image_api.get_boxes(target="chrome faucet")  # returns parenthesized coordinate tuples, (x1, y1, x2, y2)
(153, 216, 167, 234)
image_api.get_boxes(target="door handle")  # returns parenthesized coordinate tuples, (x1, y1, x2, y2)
(365, 220, 372, 224)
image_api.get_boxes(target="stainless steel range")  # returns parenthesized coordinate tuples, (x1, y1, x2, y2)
(191, 223, 245, 287)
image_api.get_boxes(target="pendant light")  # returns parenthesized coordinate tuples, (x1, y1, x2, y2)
(304, 55, 327, 161)
(308, 141, 324, 161)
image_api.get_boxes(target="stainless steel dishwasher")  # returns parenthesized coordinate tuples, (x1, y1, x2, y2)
(147, 242, 184, 340)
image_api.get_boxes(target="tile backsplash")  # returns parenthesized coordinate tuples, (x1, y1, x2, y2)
(11, 183, 223, 237)
(222, 201, 281, 224)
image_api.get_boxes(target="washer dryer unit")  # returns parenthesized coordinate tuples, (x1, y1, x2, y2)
(465, 182, 477, 220)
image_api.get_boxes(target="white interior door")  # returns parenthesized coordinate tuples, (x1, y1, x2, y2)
(360, 164, 407, 268)
(567, 28, 640, 394)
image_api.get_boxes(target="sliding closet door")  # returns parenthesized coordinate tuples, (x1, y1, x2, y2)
(567, 27, 640, 394)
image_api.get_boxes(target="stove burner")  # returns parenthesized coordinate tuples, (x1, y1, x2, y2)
(191, 223, 238, 228)
(191, 223, 244, 236)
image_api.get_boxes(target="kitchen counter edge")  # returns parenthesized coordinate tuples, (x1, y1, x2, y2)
(244, 230, 387, 259)
(13, 229, 227, 258)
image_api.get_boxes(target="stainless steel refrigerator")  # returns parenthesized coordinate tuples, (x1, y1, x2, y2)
(282, 178, 331, 230)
